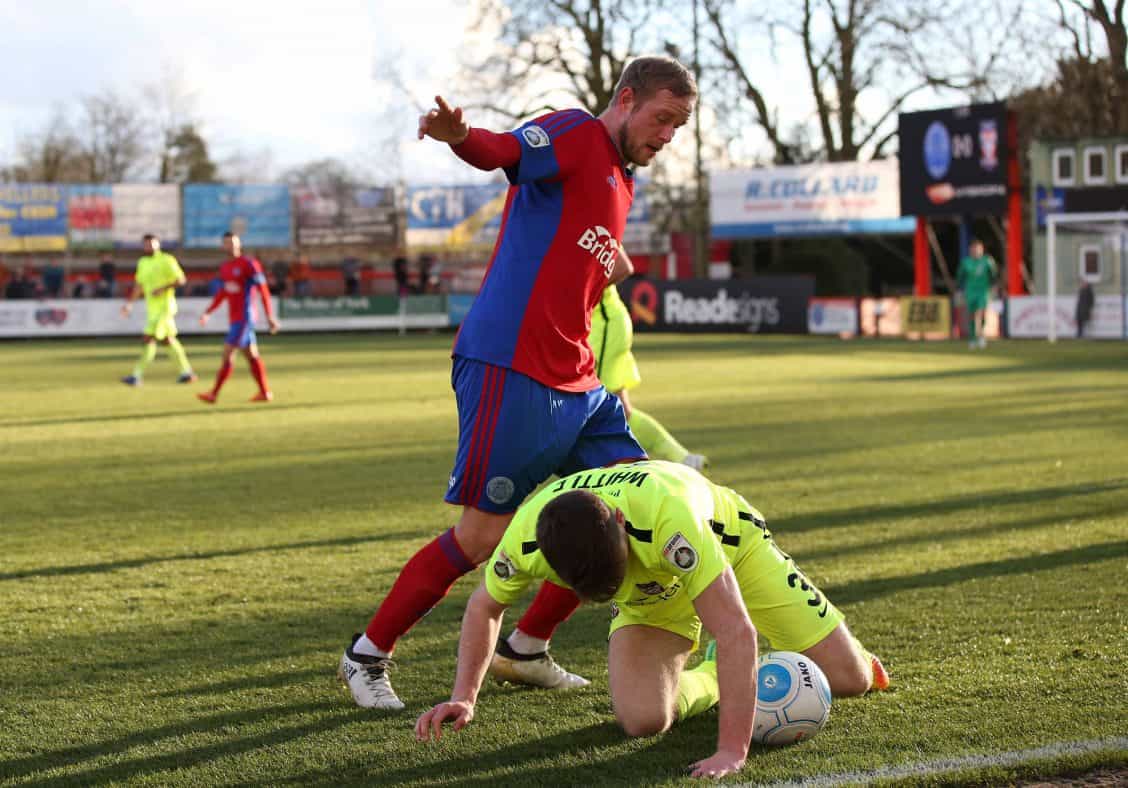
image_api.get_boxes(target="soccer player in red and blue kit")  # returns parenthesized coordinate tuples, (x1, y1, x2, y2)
(196, 232, 280, 404)
(339, 56, 698, 711)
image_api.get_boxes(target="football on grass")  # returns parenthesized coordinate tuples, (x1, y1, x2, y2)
(752, 651, 832, 745)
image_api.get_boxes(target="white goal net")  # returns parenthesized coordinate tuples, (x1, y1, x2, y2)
(1046, 211, 1128, 341)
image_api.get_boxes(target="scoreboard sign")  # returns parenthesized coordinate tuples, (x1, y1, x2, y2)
(898, 102, 1008, 216)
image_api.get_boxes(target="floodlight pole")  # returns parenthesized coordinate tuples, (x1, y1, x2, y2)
(1047, 215, 1057, 343)
(1122, 229, 1127, 340)
(692, 0, 708, 279)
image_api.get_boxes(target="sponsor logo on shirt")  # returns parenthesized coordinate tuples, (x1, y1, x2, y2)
(493, 550, 517, 580)
(577, 225, 620, 278)
(522, 125, 550, 148)
(662, 533, 699, 571)
(224, 281, 242, 293)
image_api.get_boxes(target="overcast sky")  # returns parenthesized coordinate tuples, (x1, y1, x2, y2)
(0, 0, 478, 182)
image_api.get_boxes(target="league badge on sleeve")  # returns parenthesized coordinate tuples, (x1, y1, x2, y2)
(493, 550, 517, 580)
(521, 126, 550, 148)
(662, 533, 698, 571)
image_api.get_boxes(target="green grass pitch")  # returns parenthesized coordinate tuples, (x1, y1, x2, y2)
(1, 333, 1126, 786)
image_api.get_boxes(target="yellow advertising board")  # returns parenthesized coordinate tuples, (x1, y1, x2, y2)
(900, 296, 951, 338)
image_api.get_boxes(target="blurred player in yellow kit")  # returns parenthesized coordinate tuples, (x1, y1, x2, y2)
(590, 283, 706, 470)
(119, 234, 196, 386)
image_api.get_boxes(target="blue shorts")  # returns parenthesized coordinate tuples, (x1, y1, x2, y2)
(446, 356, 645, 513)
(225, 320, 256, 348)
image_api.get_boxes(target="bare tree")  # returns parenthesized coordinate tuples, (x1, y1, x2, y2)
(1052, 0, 1128, 95)
(457, 0, 669, 122)
(703, 0, 1028, 163)
(142, 66, 219, 183)
(4, 107, 87, 182)
(79, 89, 149, 182)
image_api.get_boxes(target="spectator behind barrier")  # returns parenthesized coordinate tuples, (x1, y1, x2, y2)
(343, 258, 360, 295)
(97, 254, 117, 298)
(43, 256, 65, 298)
(289, 254, 312, 297)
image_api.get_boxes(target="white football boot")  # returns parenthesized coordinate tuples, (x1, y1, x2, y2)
(488, 638, 590, 689)
(681, 453, 709, 472)
(338, 634, 405, 710)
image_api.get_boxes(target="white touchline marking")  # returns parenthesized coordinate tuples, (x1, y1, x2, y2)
(757, 736, 1128, 788)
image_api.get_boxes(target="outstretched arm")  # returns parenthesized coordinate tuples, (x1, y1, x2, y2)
(418, 95, 520, 171)
(688, 568, 758, 780)
(415, 583, 507, 742)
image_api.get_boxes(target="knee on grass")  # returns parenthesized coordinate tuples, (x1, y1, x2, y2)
(616, 707, 675, 738)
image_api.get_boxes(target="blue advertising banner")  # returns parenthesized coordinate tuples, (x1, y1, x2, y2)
(0, 184, 68, 252)
(405, 184, 507, 250)
(183, 184, 292, 248)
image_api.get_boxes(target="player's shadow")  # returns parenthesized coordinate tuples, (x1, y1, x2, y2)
(270, 717, 718, 787)
(827, 539, 1128, 606)
(0, 698, 362, 785)
(0, 531, 422, 582)
(768, 476, 1128, 535)
(797, 499, 1128, 564)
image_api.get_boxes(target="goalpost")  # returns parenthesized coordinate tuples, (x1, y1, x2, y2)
(1045, 211, 1128, 342)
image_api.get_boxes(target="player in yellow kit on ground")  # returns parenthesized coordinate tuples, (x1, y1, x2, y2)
(119, 234, 196, 386)
(416, 460, 889, 780)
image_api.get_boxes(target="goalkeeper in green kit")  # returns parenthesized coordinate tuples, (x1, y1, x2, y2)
(956, 238, 997, 349)
(591, 282, 707, 469)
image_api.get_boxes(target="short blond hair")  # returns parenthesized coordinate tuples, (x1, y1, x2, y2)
(613, 55, 697, 105)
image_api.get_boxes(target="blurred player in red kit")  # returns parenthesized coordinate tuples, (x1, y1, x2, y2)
(197, 232, 280, 403)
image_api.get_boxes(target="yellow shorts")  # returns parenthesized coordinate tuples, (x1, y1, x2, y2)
(144, 313, 178, 341)
(608, 488, 844, 653)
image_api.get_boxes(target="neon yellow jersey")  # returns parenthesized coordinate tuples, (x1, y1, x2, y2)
(485, 460, 766, 614)
(134, 252, 184, 317)
(590, 285, 641, 393)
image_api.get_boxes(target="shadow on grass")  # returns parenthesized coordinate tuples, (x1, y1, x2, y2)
(828, 539, 1128, 606)
(0, 530, 422, 582)
(267, 718, 711, 787)
(796, 500, 1128, 565)
(0, 698, 374, 785)
(0, 397, 403, 430)
(771, 477, 1128, 535)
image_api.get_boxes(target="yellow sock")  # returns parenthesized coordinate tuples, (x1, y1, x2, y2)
(132, 342, 157, 378)
(165, 337, 192, 374)
(676, 659, 719, 722)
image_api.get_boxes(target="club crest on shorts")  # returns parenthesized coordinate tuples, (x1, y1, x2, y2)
(486, 476, 515, 505)
(662, 533, 698, 571)
(521, 126, 550, 148)
(493, 550, 517, 580)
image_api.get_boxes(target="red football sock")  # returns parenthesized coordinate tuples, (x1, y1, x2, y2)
(212, 361, 233, 395)
(365, 528, 475, 653)
(248, 356, 270, 394)
(514, 581, 581, 641)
